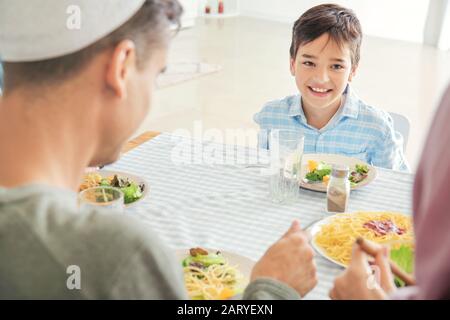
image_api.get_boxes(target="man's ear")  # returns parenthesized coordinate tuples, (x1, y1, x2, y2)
(289, 57, 296, 76)
(348, 64, 358, 82)
(105, 40, 136, 99)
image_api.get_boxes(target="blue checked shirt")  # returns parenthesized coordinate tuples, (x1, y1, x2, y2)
(254, 86, 410, 172)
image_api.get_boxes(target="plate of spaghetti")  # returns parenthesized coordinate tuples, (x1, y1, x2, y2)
(309, 211, 414, 268)
(176, 247, 254, 300)
(79, 170, 148, 207)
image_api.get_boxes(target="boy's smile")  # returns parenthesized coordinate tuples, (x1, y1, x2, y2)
(307, 85, 333, 98)
(290, 33, 357, 119)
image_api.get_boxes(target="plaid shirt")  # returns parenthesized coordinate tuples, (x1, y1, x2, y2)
(254, 86, 410, 171)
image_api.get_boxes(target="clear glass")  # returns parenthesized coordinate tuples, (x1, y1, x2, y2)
(78, 186, 124, 212)
(268, 129, 304, 203)
(326, 174, 350, 213)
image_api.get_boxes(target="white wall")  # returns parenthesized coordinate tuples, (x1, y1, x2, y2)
(439, 1, 450, 49)
(179, 0, 198, 28)
(240, 0, 430, 43)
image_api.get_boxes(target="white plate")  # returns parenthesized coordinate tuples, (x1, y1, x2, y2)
(176, 248, 255, 299)
(307, 212, 413, 268)
(80, 170, 149, 208)
(299, 154, 377, 192)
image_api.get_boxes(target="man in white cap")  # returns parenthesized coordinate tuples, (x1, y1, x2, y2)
(0, 0, 317, 299)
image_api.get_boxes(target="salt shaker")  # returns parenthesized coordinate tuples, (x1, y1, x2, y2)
(327, 164, 350, 213)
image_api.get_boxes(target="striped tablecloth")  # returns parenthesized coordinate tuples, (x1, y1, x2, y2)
(107, 133, 414, 300)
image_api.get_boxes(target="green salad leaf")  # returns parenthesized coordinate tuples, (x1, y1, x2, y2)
(390, 245, 414, 287)
(121, 183, 143, 204)
(355, 164, 369, 174)
(182, 252, 226, 268)
(305, 162, 332, 181)
(99, 179, 110, 187)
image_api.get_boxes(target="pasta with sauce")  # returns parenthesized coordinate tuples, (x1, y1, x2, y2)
(314, 211, 414, 266)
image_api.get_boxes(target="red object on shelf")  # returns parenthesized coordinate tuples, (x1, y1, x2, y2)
(205, 5, 211, 14)
(218, 0, 224, 14)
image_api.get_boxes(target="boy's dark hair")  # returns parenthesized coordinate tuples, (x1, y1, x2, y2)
(3, 0, 182, 91)
(289, 3, 362, 66)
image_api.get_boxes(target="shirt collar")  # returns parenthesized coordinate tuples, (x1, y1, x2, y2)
(341, 85, 359, 119)
(288, 84, 359, 121)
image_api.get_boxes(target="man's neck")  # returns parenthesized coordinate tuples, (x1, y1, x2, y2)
(0, 90, 97, 191)
(301, 97, 342, 130)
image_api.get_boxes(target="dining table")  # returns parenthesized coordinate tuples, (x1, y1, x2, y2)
(114, 130, 414, 300)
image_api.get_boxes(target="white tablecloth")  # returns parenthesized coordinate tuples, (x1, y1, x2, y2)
(108, 133, 414, 300)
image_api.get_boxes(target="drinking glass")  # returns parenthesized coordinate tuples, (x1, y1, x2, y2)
(268, 129, 304, 203)
(78, 186, 124, 212)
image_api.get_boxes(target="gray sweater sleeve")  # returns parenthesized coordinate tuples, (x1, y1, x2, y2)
(104, 222, 189, 299)
(243, 278, 300, 300)
(108, 242, 188, 299)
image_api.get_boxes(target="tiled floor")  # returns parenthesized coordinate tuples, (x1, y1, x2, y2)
(137, 17, 450, 171)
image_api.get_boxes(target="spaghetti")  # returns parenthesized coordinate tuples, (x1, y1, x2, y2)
(79, 173, 106, 191)
(182, 248, 244, 300)
(314, 211, 414, 266)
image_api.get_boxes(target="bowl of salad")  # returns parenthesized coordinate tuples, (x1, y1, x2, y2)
(79, 170, 148, 207)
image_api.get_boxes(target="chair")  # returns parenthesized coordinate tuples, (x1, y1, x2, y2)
(389, 112, 410, 152)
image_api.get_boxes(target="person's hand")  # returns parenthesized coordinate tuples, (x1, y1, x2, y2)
(329, 242, 397, 300)
(251, 220, 317, 297)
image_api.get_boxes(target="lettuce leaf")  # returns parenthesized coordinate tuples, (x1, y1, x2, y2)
(121, 183, 142, 204)
(305, 162, 331, 181)
(182, 253, 226, 267)
(390, 245, 414, 287)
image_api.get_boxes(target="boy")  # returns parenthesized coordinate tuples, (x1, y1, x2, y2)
(254, 4, 409, 171)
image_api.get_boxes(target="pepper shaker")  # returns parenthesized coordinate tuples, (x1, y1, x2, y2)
(327, 164, 350, 213)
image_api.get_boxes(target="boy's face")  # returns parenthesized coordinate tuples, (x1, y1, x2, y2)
(290, 33, 357, 111)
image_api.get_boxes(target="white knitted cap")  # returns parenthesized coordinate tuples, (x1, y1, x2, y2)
(0, 0, 146, 62)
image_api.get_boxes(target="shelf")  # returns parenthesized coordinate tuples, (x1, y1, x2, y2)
(199, 0, 240, 18)
(200, 12, 240, 19)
